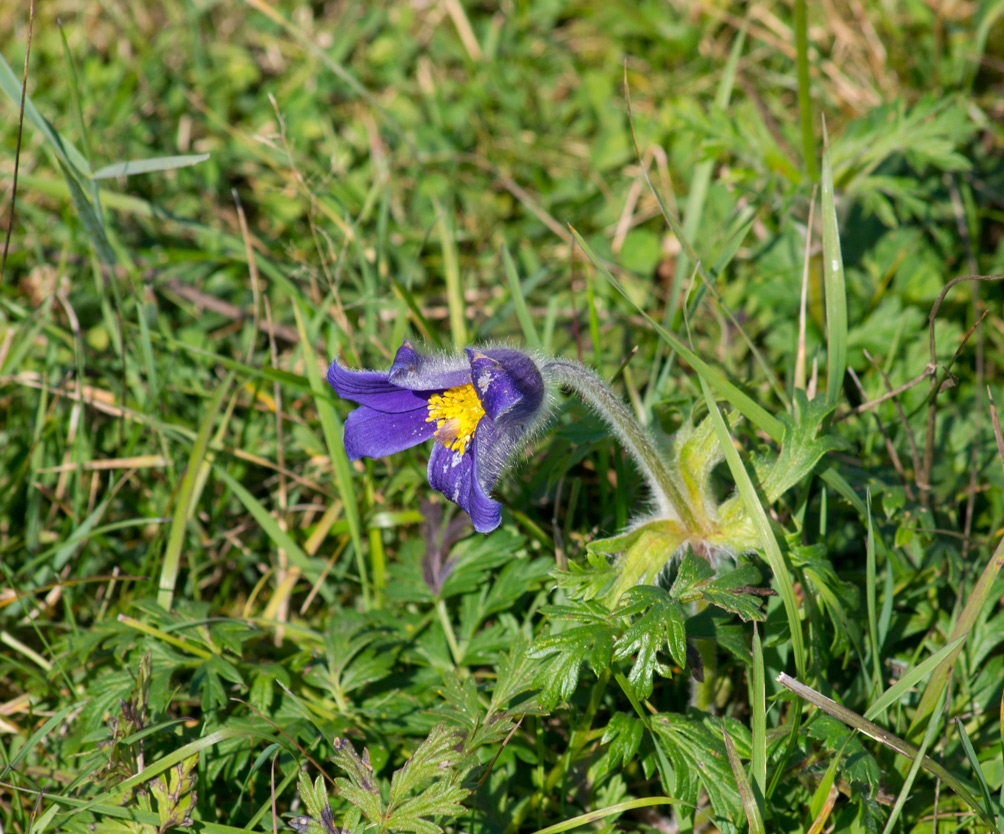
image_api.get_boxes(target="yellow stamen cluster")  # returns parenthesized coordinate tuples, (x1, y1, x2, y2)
(426, 383, 485, 453)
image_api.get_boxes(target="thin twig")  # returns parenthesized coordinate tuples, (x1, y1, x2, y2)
(948, 176, 984, 562)
(1, 0, 35, 287)
(863, 349, 922, 491)
(836, 365, 934, 420)
(232, 189, 262, 364)
(847, 366, 913, 500)
(922, 274, 1004, 507)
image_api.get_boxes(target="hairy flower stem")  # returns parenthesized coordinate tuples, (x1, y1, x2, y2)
(542, 359, 697, 531)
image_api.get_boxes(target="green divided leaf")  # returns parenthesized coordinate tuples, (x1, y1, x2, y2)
(756, 391, 847, 504)
(290, 773, 340, 834)
(613, 586, 687, 698)
(329, 725, 473, 834)
(529, 601, 618, 709)
(600, 712, 644, 771)
(385, 782, 470, 834)
(700, 564, 770, 623)
(670, 551, 768, 622)
(150, 753, 198, 833)
(331, 737, 383, 823)
(388, 724, 466, 800)
(652, 712, 741, 819)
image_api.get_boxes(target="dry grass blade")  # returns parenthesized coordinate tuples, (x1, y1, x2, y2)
(922, 274, 1004, 506)
(777, 673, 999, 833)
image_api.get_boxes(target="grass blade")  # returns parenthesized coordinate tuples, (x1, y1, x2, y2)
(0, 701, 85, 778)
(571, 227, 783, 441)
(723, 723, 765, 834)
(820, 123, 847, 406)
(956, 717, 997, 821)
(778, 673, 999, 832)
(433, 195, 467, 346)
(880, 688, 948, 834)
(502, 243, 540, 349)
(666, 22, 746, 325)
(529, 797, 682, 834)
(751, 622, 767, 799)
(157, 372, 233, 610)
(0, 52, 91, 174)
(865, 487, 882, 691)
(292, 302, 368, 608)
(910, 534, 1004, 737)
(794, 0, 818, 180)
(863, 635, 964, 722)
(91, 153, 210, 179)
(699, 378, 805, 680)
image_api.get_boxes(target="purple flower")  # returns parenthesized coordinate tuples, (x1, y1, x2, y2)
(327, 341, 547, 533)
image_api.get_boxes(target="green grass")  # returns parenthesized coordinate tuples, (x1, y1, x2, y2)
(3, 2, 1004, 833)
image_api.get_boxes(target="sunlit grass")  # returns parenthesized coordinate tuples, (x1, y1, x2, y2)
(2, 2, 1004, 833)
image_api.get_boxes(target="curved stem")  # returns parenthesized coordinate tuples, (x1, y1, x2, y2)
(542, 359, 696, 531)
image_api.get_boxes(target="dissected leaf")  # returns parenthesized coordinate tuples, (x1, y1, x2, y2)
(150, 753, 198, 833)
(652, 712, 742, 819)
(701, 563, 770, 622)
(756, 391, 847, 503)
(290, 773, 342, 834)
(385, 781, 470, 834)
(389, 724, 466, 800)
(600, 712, 644, 771)
(529, 601, 618, 708)
(613, 586, 688, 697)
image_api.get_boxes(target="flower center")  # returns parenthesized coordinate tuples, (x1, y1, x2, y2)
(426, 384, 485, 453)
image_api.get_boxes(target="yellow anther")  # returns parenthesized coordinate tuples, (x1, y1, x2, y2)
(426, 383, 485, 453)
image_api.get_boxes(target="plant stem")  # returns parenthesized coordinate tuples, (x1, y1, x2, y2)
(542, 359, 696, 530)
(436, 598, 464, 667)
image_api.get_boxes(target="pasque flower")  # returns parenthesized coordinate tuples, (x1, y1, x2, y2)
(328, 340, 547, 533)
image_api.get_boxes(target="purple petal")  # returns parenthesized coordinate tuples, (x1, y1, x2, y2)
(467, 351, 524, 419)
(344, 406, 437, 460)
(468, 348, 545, 420)
(427, 433, 502, 533)
(328, 360, 430, 413)
(388, 340, 472, 391)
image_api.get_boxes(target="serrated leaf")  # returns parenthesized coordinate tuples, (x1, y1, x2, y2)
(669, 550, 716, 602)
(613, 587, 688, 697)
(434, 671, 481, 731)
(150, 754, 198, 833)
(191, 661, 226, 711)
(601, 712, 644, 770)
(701, 563, 769, 622)
(757, 391, 847, 503)
(529, 613, 618, 709)
(805, 714, 883, 791)
(601, 520, 691, 606)
(389, 724, 465, 801)
(334, 780, 383, 824)
(386, 781, 470, 834)
(488, 637, 539, 714)
(652, 712, 741, 818)
(331, 736, 381, 823)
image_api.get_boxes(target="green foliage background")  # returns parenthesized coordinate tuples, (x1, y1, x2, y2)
(2, 2, 1004, 833)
